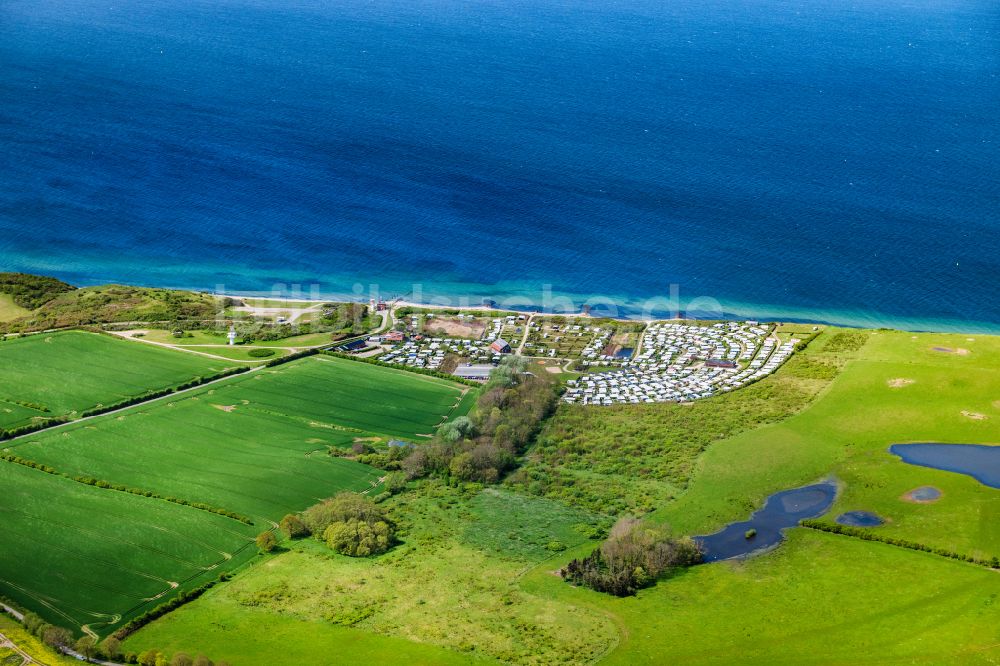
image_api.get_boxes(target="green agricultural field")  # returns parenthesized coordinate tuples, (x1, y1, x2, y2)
(6, 356, 472, 524)
(122, 327, 1000, 665)
(0, 460, 258, 635)
(0, 355, 472, 638)
(0, 331, 238, 430)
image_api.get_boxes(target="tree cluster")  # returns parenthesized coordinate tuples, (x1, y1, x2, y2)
(561, 518, 702, 596)
(0, 272, 75, 309)
(400, 357, 558, 484)
(292, 492, 397, 557)
(19, 611, 73, 651)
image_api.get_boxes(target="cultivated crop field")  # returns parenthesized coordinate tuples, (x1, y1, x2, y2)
(0, 331, 237, 430)
(0, 460, 258, 635)
(1, 355, 473, 637)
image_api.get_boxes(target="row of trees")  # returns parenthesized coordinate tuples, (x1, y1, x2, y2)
(0, 452, 253, 525)
(399, 357, 559, 484)
(129, 650, 229, 666)
(10, 602, 227, 665)
(0, 363, 251, 441)
(561, 518, 702, 596)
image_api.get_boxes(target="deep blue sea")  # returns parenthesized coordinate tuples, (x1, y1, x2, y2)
(1, 0, 998, 330)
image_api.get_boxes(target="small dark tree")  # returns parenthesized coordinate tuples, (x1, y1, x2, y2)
(42, 625, 72, 649)
(100, 636, 123, 660)
(256, 531, 277, 553)
(171, 652, 194, 666)
(279, 513, 309, 539)
(76, 635, 98, 661)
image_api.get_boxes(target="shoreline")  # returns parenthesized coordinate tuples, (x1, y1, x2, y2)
(220, 291, 1000, 335)
(20, 271, 1000, 335)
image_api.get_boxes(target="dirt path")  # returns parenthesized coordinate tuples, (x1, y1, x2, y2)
(108, 331, 269, 362)
(632, 321, 651, 358)
(0, 631, 35, 665)
(516, 313, 538, 355)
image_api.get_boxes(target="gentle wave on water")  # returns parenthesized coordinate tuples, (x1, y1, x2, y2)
(1, 0, 998, 331)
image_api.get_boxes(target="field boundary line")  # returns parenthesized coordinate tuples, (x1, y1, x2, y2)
(1, 365, 267, 445)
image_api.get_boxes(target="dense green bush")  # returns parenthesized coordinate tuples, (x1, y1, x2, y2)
(324, 519, 393, 557)
(279, 513, 309, 538)
(302, 492, 396, 557)
(247, 348, 276, 358)
(0, 272, 75, 309)
(561, 517, 702, 596)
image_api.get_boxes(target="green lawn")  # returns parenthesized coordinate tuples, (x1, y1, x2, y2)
(0, 331, 237, 430)
(652, 330, 1000, 552)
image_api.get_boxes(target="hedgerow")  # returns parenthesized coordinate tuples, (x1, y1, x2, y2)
(0, 453, 253, 525)
(801, 520, 1000, 569)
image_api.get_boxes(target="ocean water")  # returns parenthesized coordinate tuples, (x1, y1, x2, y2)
(1, 0, 998, 330)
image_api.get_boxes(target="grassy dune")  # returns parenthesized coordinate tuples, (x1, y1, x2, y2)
(0, 294, 29, 322)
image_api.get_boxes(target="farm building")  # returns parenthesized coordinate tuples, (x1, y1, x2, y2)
(490, 338, 512, 354)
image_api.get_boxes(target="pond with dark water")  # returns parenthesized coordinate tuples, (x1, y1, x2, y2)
(836, 511, 884, 527)
(891, 443, 1000, 489)
(695, 481, 837, 562)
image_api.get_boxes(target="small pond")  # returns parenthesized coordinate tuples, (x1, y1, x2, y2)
(836, 511, 884, 527)
(615, 347, 634, 359)
(890, 443, 1000, 489)
(905, 486, 942, 502)
(695, 481, 837, 562)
